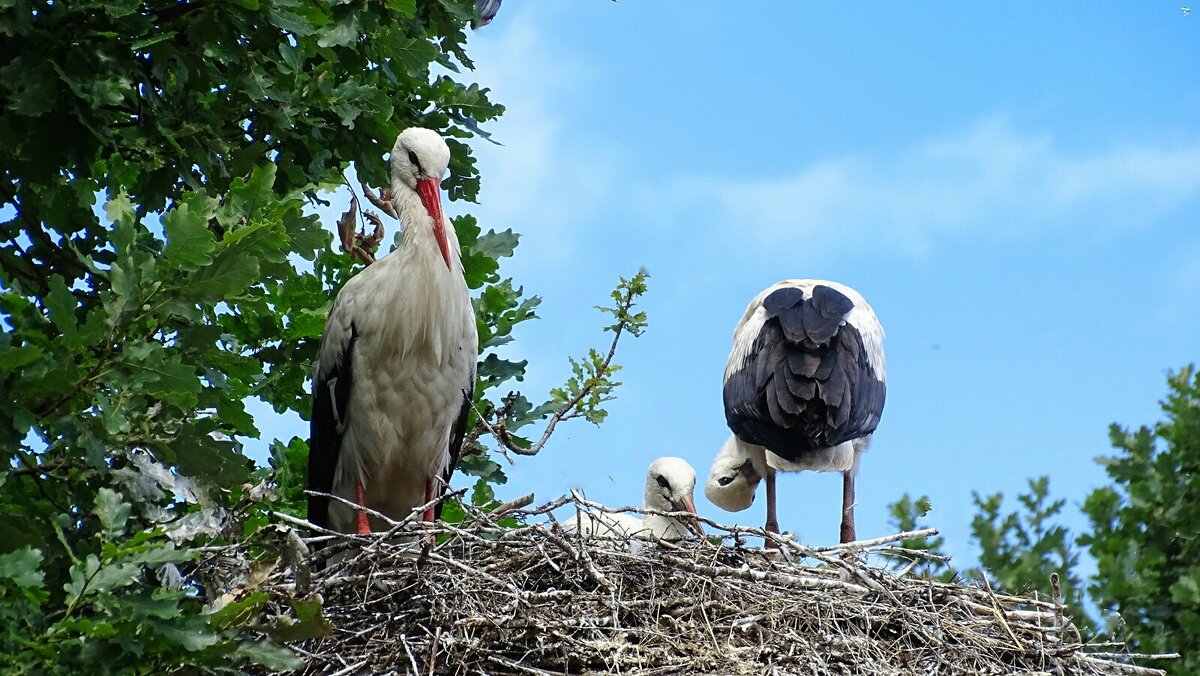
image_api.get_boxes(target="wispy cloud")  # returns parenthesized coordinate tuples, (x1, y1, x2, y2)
(456, 9, 617, 273)
(661, 117, 1200, 259)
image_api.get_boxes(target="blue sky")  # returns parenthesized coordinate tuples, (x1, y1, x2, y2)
(258, 2, 1200, 567)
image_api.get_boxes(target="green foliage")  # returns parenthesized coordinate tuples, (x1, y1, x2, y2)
(886, 365, 1200, 670)
(548, 271, 651, 425)
(0, 483, 302, 673)
(463, 271, 650, 466)
(879, 493, 955, 581)
(0, 0, 513, 670)
(1081, 365, 1200, 671)
(0, 1, 654, 670)
(966, 477, 1092, 634)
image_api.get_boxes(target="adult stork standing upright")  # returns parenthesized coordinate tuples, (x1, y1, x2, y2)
(705, 280, 885, 544)
(307, 127, 478, 534)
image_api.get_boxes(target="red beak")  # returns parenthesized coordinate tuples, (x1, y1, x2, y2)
(416, 177, 451, 270)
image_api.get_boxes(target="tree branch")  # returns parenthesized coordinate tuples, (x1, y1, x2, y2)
(475, 277, 643, 457)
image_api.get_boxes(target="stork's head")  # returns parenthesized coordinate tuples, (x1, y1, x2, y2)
(705, 435, 766, 512)
(391, 128, 453, 268)
(644, 456, 702, 535)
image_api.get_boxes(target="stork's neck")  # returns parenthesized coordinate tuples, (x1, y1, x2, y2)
(643, 491, 688, 540)
(643, 510, 689, 540)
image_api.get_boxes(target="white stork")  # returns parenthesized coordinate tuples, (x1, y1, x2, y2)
(307, 127, 478, 534)
(565, 457, 703, 544)
(705, 280, 885, 544)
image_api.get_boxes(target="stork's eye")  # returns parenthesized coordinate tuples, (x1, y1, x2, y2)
(717, 476, 734, 487)
(655, 475, 670, 489)
(407, 150, 419, 166)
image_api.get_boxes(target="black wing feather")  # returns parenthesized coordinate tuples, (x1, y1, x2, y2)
(436, 372, 475, 520)
(307, 322, 358, 528)
(723, 285, 885, 463)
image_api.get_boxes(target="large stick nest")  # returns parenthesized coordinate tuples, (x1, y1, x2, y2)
(257, 496, 1168, 675)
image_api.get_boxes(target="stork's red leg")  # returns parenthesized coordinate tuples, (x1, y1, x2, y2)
(354, 480, 371, 534)
(423, 479, 436, 523)
(840, 471, 856, 544)
(764, 468, 780, 549)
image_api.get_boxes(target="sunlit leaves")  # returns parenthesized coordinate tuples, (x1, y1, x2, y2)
(1081, 365, 1200, 670)
(458, 452, 506, 487)
(94, 489, 132, 539)
(162, 196, 218, 271)
(317, 13, 361, 48)
(0, 548, 45, 590)
(0, 0, 513, 669)
(389, 35, 442, 74)
(0, 481, 300, 672)
(878, 494, 954, 581)
(966, 477, 1091, 633)
(598, 271, 650, 336)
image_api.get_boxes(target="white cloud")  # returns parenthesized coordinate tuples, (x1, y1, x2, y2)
(661, 117, 1200, 259)
(454, 9, 618, 274)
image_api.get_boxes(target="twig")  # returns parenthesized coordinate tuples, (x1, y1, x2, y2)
(476, 279, 643, 458)
(491, 492, 534, 516)
(326, 660, 368, 676)
(398, 634, 421, 675)
(1084, 652, 1180, 660)
(981, 574, 1024, 651)
(812, 528, 941, 553)
(360, 181, 398, 220)
(427, 626, 441, 676)
(1075, 655, 1170, 675)
(6, 459, 84, 478)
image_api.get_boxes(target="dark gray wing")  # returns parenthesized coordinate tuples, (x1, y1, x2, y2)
(723, 285, 885, 462)
(307, 322, 359, 528)
(435, 372, 475, 520)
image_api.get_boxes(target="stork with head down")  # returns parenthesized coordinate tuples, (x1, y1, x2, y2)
(706, 280, 885, 544)
(307, 128, 478, 534)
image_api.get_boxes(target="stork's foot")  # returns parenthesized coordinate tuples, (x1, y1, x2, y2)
(763, 519, 782, 550)
(839, 521, 855, 545)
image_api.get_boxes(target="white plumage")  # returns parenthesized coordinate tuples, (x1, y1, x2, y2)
(307, 128, 478, 534)
(707, 280, 886, 544)
(564, 457, 702, 545)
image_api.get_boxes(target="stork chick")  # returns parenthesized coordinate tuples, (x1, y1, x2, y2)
(565, 457, 703, 544)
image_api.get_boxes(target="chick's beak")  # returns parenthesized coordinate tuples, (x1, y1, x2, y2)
(674, 493, 704, 537)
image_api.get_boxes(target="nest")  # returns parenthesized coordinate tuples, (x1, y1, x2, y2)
(258, 495, 1170, 675)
